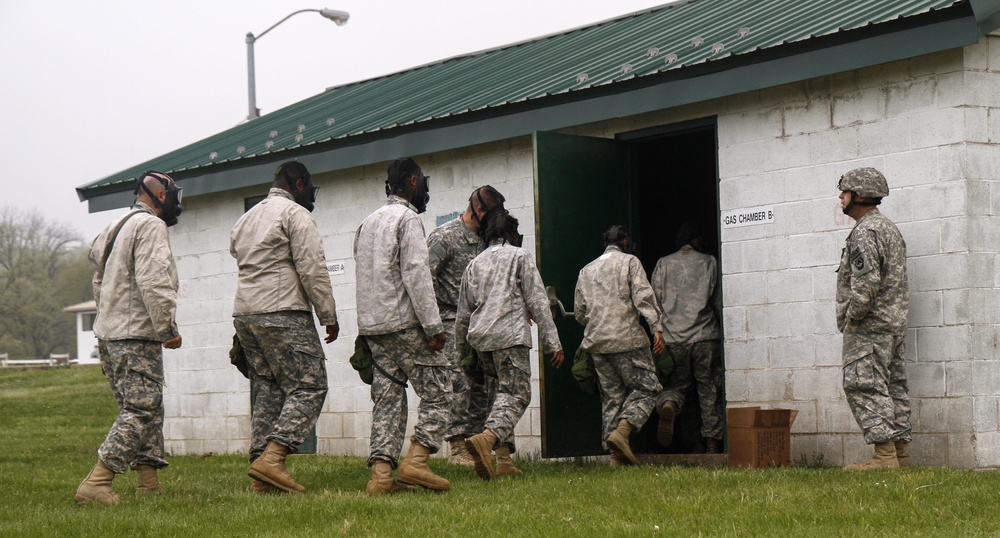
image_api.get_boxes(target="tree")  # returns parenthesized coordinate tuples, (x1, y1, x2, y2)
(0, 207, 91, 360)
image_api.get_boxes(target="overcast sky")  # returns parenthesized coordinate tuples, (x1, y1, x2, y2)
(0, 0, 666, 241)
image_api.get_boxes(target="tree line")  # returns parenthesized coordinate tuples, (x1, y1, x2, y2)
(0, 207, 94, 360)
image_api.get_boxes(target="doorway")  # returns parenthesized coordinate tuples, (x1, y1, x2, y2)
(534, 118, 722, 458)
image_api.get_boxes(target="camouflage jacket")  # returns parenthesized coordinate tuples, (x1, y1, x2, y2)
(455, 241, 562, 353)
(354, 195, 443, 337)
(574, 245, 663, 354)
(651, 245, 720, 344)
(836, 208, 908, 335)
(89, 202, 179, 342)
(230, 189, 338, 326)
(427, 216, 482, 321)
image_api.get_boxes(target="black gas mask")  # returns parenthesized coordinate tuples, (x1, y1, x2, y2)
(469, 185, 506, 231)
(134, 170, 183, 227)
(386, 173, 430, 214)
(603, 224, 632, 254)
(289, 173, 319, 213)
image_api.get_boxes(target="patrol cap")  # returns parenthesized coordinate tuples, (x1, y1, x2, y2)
(838, 167, 889, 198)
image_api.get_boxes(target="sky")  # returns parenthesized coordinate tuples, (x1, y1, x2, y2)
(0, 0, 667, 242)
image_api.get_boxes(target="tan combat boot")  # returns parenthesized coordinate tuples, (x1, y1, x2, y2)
(75, 459, 121, 505)
(494, 446, 523, 477)
(657, 401, 677, 447)
(607, 420, 639, 466)
(448, 439, 476, 466)
(465, 430, 498, 481)
(895, 439, 914, 468)
(135, 465, 164, 497)
(608, 445, 629, 468)
(398, 440, 451, 491)
(248, 441, 305, 493)
(249, 479, 276, 494)
(845, 441, 899, 470)
(366, 459, 414, 494)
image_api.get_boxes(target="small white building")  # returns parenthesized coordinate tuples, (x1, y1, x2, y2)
(76, 0, 1000, 467)
(62, 300, 99, 365)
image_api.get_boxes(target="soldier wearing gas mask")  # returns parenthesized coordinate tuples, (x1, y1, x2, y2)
(574, 225, 667, 467)
(76, 171, 184, 505)
(230, 161, 339, 494)
(354, 157, 451, 493)
(836, 167, 911, 469)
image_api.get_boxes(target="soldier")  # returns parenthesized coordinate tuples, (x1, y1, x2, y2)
(77, 171, 184, 505)
(574, 225, 667, 466)
(231, 161, 339, 494)
(354, 157, 451, 493)
(427, 186, 505, 466)
(457, 209, 564, 480)
(836, 167, 911, 469)
(650, 223, 724, 453)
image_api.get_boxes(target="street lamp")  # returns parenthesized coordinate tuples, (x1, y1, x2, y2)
(246, 8, 349, 121)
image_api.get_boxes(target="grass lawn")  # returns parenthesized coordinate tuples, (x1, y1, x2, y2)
(1, 366, 998, 537)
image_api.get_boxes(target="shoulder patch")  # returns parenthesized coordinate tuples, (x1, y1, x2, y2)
(849, 246, 872, 276)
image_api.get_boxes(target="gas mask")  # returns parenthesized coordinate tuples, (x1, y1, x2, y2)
(603, 225, 632, 254)
(469, 185, 506, 230)
(386, 173, 430, 214)
(288, 175, 319, 213)
(134, 171, 183, 227)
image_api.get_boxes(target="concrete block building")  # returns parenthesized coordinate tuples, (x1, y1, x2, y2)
(78, 0, 1000, 467)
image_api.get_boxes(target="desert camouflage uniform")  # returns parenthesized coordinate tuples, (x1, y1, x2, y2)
(355, 195, 448, 467)
(427, 217, 495, 442)
(456, 241, 562, 450)
(837, 207, 910, 445)
(88, 201, 178, 474)
(651, 245, 724, 440)
(574, 245, 664, 448)
(231, 188, 337, 460)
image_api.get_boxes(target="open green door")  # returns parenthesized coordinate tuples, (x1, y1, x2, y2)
(534, 130, 633, 458)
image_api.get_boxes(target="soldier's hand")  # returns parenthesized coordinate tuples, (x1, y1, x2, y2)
(324, 323, 340, 343)
(550, 350, 565, 368)
(428, 332, 447, 351)
(652, 332, 666, 355)
(163, 335, 183, 349)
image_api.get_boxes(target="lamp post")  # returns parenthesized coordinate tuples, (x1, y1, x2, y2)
(246, 8, 349, 121)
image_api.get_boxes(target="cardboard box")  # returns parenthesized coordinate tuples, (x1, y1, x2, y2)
(726, 407, 798, 468)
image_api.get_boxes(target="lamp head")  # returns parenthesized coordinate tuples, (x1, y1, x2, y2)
(320, 9, 349, 25)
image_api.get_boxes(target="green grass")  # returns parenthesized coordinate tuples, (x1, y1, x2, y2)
(1, 367, 998, 537)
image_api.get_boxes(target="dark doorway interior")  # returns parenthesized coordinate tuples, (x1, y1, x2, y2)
(627, 124, 723, 455)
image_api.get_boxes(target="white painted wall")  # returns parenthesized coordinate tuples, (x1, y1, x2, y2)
(160, 36, 1000, 467)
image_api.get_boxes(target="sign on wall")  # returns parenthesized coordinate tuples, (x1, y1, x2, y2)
(326, 261, 347, 276)
(722, 205, 774, 228)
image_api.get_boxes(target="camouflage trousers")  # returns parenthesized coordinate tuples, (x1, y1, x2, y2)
(442, 320, 496, 442)
(842, 331, 911, 444)
(98, 339, 167, 474)
(479, 346, 531, 452)
(365, 327, 451, 467)
(234, 311, 329, 461)
(660, 341, 725, 440)
(592, 347, 663, 451)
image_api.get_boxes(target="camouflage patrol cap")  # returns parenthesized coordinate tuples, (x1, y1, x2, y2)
(838, 167, 889, 198)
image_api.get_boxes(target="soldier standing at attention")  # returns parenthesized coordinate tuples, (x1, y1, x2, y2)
(457, 209, 564, 480)
(354, 157, 451, 493)
(574, 225, 667, 466)
(77, 171, 184, 505)
(837, 167, 911, 469)
(231, 161, 338, 494)
(427, 186, 506, 466)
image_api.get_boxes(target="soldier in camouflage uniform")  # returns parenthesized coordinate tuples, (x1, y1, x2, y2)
(836, 167, 911, 469)
(574, 225, 667, 466)
(354, 157, 451, 493)
(231, 161, 339, 494)
(457, 210, 564, 480)
(651, 223, 724, 453)
(77, 171, 184, 505)
(427, 186, 505, 466)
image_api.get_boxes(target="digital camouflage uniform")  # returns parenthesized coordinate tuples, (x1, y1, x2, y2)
(574, 245, 664, 450)
(651, 245, 724, 440)
(427, 217, 495, 442)
(231, 188, 337, 460)
(456, 241, 562, 451)
(837, 207, 910, 445)
(355, 195, 448, 467)
(89, 202, 179, 474)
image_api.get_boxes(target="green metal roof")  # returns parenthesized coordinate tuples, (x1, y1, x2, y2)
(80, 0, 999, 207)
